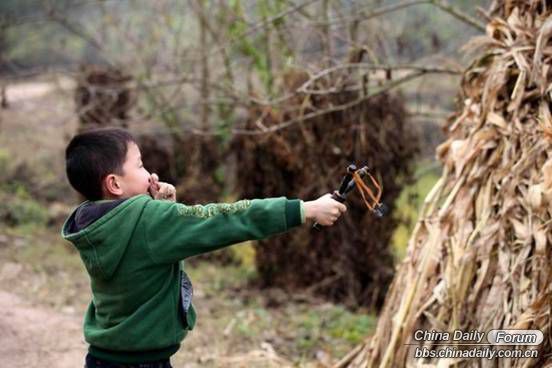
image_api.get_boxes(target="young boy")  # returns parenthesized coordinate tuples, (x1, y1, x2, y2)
(61, 128, 347, 368)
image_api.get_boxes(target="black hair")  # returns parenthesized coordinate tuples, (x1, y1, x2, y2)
(65, 127, 136, 201)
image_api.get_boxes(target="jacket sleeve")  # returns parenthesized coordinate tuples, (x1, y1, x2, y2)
(142, 197, 305, 264)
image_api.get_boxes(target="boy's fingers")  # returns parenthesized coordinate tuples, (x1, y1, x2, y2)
(150, 174, 161, 193)
(150, 173, 159, 186)
(157, 183, 176, 200)
(148, 186, 158, 198)
(148, 175, 160, 198)
(330, 201, 347, 213)
(163, 185, 175, 197)
(159, 185, 169, 196)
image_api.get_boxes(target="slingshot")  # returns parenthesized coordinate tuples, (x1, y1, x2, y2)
(313, 164, 387, 231)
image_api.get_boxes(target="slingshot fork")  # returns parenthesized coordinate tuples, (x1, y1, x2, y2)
(313, 164, 387, 231)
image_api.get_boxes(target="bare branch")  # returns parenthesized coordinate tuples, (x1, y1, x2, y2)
(46, 6, 103, 53)
(43, 1, 116, 68)
(120, 70, 432, 138)
(431, 0, 486, 32)
(311, 0, 486, 32)
(230, 70, 427, 136)
(244, 0, 321, 36)
(298, 63, 461, 94)
(312, 0, 433, 26)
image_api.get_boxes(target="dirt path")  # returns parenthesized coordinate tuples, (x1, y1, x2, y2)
(4, 78, 74, 103)
(0, 290, 86, 368)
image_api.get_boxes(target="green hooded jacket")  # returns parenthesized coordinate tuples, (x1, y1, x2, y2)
(61, 194, 304, 364)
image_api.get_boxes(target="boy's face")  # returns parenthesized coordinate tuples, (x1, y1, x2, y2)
(103, 142, 153, 199)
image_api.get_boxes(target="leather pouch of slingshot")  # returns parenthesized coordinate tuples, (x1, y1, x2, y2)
(179, 270, 196, 331)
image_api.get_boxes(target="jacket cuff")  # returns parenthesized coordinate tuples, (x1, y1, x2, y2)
(285, 199, 303, 228)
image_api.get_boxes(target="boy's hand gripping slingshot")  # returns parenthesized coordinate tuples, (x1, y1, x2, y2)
(313, 164, 387, 231)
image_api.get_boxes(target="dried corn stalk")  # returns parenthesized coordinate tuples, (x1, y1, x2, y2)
(342, 1, 552, 367)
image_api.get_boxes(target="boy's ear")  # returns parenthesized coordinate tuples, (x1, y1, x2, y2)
(103, 174, 123, 197)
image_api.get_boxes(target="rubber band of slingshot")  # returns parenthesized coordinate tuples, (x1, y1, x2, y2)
(353, 171, 383, 211)
(367, 173, 383, 203)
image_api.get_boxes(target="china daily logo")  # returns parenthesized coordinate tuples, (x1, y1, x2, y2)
(412, 329, 543, 345)
(410, 329, 543, 360)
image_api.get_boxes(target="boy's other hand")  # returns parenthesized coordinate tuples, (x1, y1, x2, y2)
(304, 193, 347, 226)
(148, 173, 177, 202)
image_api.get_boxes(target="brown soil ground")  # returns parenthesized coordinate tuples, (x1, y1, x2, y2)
(0, 290, 86, 367)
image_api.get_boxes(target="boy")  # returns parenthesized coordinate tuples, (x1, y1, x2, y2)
(61, 128, 347, 368)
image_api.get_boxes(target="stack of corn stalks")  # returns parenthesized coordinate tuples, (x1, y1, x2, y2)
(339, 1, 552, 367)
(74, 65, 133, 130)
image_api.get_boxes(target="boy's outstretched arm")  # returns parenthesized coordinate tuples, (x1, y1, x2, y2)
(141, 194, 346, 264)
(147, 173, 345, 227)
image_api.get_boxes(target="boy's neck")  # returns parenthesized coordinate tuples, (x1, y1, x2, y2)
(101, 191, 127, 201)
(94, 198, 117, 203)
(98, 193, 124, 202)
(97, 193, 147, 202)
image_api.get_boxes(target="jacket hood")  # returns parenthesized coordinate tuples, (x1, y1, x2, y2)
(61, 194, 151, 280)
